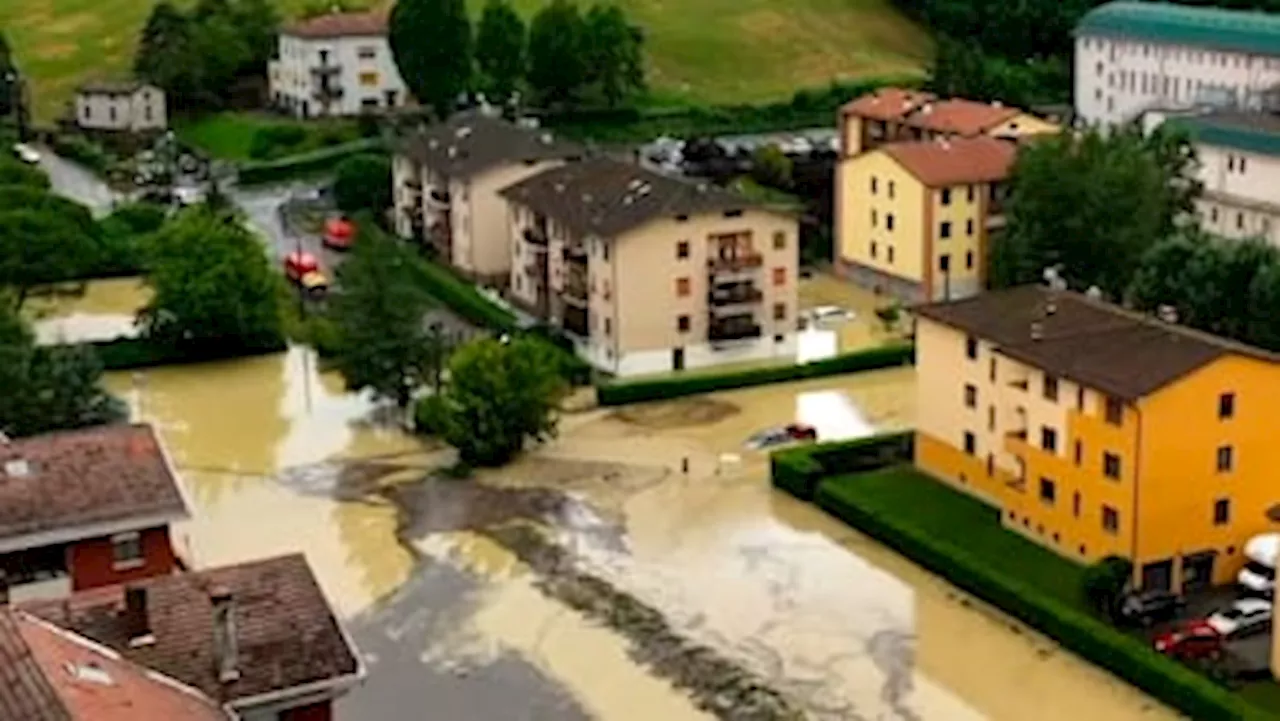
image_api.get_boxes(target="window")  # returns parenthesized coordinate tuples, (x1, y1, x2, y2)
(1104, 396, 1123, 425)
(675, 277, 690, 297)
(675, 214, 689, 222)
(1219, 392, 1235, 419)
(723, 209, 743, 218)
(676, 240, 689, 259)
(939, 254, 950, 272)
(888, 181, 896, 198)
(965, 251, 974, 269)
(870, 177, 878, 194)
(1228, 155, 1236, 172)
(965, 335, 978, 359)
(886, 214, 895, 231)
(1238, 212, 1245, 230)
(603, 243, 610, 261)
(966, 218, 974, 236)
(1040, 426, 1058, 452)
(964, 384, 977, 408)
(1103, 452, 1121, 479)
(604, 318, 612, 335)
(1073, 492, 1082, 518)
(967, 185, 975, 203)
(677, 315, 690, 332)
(772, 267, 786, 286)
(1102, 506, 1119, 534)
(941, 188, 952, 205)
(939, 221, 952, 239)
(1214, 499, 1231, 526)
(1040, 478, 1056, 505)
(111, 532, 144, 568)
(772, 231, 786, 250)
(109, 106, 117, 122)
(988, 357, 996, 381)
(773, 303, 786, 321)
(359, 71, 379, 86)
(1076, 387, 1085, 411)
(1217, 445, 1234, 472)
(1241, 157, 1249, 173)
(357, 45, 377, 59)
(1043, 374, 1059, 401)
(963, 431, 976, 455)
(144, 105, 153, 122)
(871, 209, 878, 226)
(82, 104, 91, 119)
(319, 49, 330, 63)
(887, 246, 895, 264)
(988, 405, 995, 430)
(870, 241, 878, 258)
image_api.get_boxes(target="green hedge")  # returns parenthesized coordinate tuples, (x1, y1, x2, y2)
(771, 431, 913, 500)
(597, 343, 914, 406)
(237, 138, 385, 186)
(84, 336, 287, 371)
(814, 472, 1270, 721)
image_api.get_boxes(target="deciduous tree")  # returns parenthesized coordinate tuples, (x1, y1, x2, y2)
(0, 31, 14, 117)
(0, 157, 50, 189)
(134, 2, 194, 95)
(527, 0, 586, 106)
(475, 0, 527, 103)
(0, 210, 93, 307)
(390, 0, 473, 117)
(332, 153, 392, 214)
(582, 4, 645, 107)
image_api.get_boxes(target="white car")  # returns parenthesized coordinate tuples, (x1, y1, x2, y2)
(12, 143, 40, 165)
(806, 306, 855, 325)
(1239, 533, 1279, 596)
(1206, 598, 1272, 638)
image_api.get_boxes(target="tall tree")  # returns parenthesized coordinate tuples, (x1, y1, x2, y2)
(134, 3, 194, 96)
(475, 0, 527, 103)
(582, 4, 645, 107)
(232, 0, 282, 74)
(332, 153, 392, 215)
(0, 210, 94, 307)
(390, 0, 474, 118)
(527, 0, 586, 106)
(0, 157, 49, 189)
(0, 30, 14, 117)
(329, 221, 440, 407)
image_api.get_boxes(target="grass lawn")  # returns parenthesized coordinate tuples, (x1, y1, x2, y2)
(7, 0, 930, 124)
(174, 112, 359, 161)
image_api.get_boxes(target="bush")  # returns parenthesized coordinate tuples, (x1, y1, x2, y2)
(248, 124, 308, 160)
(814, 473, 1269, 721)
(597, 343, 914, 406)
(1083, 555, 1134, 617)
(333, 153, 392, 214)
(83, 335, 287, 371)
(771, 431, 913, 500)
(237, 139, 386, 185)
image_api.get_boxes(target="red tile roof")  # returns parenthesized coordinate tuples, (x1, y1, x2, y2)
(283, 10, 389, 38)
(841, 87, 936, 122)
(0, 610, 70, 721)
(0, 424, 189, 551)
(903, 98, 1021, 135)
(21, 554, 361, 708)
(12, 611, 229, 721)
(880, 136, 1018, 187)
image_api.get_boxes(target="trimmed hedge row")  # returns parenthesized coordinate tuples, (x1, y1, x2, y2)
(771, 431, 913, 500)
(597, 343, 914, 406)
(237, 138, 385, 186)
(814, 473, 1270, 721)
(85, 336, 287, 371)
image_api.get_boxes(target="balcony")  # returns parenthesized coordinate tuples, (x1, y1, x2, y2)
(709, 320, 762, 343)
(524, 226, 548, 247)
(524, 255, 548, 278)
(563, 243, 588, 260)
(563, 305, 589, 336)
(707, 253, 763, 274)
(427, 188, 451, 209)
(312, 85, 345, 101)
(708, 285, 763, 307)
(562, 276, 589, 307)
(311, 64, 342, 78)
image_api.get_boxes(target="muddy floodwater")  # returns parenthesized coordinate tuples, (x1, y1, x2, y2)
(3, 275, 1154, 719)
(26, 277, 150, 344)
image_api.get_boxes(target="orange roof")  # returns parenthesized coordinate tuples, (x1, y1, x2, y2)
(904, 98, 1021, 136)
(6, 611, 228, 721)
(283, 10, 388, 38)
(880, 137, 1018, 187)
(841, 87, 936, 122)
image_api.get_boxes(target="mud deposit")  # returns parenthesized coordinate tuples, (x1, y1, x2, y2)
(484, 523, 805, 721)
(609, 397, 741, 428)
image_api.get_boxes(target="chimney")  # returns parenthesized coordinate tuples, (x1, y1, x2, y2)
(1030, 321, 1044, 341)
(210, 586, 240, 684)
(124, 586, 154, 647)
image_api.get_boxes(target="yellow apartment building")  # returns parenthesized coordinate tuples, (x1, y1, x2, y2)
(501, 157, 799, 377)
(913, 285, 1280, 592)
(836, 136, 1016, 303)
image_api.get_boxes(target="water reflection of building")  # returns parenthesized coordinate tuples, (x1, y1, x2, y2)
(913, 285, 1280, 593)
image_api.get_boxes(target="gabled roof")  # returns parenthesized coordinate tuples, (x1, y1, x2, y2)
(914, 285, 1280, 400)
(904, 98, 1021, 136)
(1076, 1, 1280, 56)
(3, 611, 230, 721)
(879, 136, 1018, 187)
(282, 10, 389, 38)
(0, 424, 190, 552)
(841, 87, 936, 122)
(0, 611, 70, 721)
(500, 156, 779, 238)
(396, 111, 583, 180)
(21, 554, 361, 708)
(1167, 110, 1280, 157)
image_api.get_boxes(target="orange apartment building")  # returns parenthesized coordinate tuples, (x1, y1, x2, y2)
(914, 285, 1280, 593)
(501, 156, 800, 377)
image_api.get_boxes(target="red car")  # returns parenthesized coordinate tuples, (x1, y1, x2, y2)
(1153, 620, 1223, 661)
(323, 217, 355, 250)
(785, 423, 818, 441)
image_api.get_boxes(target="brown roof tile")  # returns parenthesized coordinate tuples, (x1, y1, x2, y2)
(0, 611, 71, 721)
(840, 87, 936, 122)
(880, 136, 1017, 187)
(0, 424, 189, 551)
(283, 10, 388, 38)
(904, 98, 1021, 135)
(914, 285, 1280, 400)
(20, 554, 360, 707)
(397, 111, 583, 179)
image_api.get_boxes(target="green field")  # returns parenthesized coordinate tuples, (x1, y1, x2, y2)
(2, 0, 931, 123)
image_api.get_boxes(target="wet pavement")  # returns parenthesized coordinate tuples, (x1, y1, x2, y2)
(35, 145, 120, 217)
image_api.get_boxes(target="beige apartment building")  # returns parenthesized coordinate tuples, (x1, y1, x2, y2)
(501, 157, 800, 377)
(392, 112, 583, 284)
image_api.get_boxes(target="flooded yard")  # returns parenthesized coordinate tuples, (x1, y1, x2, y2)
(25, 277, 149, 344)
(798, 272, 909, 353)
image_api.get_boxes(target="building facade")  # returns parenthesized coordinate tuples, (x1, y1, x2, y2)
(267, 11, 408, 118)
(0, 425, 191, 604)
(502, 157, 799, 376)
(913, 285, 1280, 592)
(836, 136, 1016, 303)
(74, 82, 167, 133)
(392, 112, 582, 284)
(1074, 1, 1280, 128)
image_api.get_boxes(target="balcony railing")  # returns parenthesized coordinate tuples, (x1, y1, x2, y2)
(563, 305, 589, 336)
(708, 287, 763, 306)
(709, 322, 762, 343)
(524, 227, 548, 246)
(311, 64, 342, 77)
(707, 253, 764, 273)
(563, 243, 588, 260)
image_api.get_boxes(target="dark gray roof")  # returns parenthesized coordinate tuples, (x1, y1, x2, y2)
(500, 156, 781, 238)
(77, 81, 152, 96)
(396, 112, 583, 179)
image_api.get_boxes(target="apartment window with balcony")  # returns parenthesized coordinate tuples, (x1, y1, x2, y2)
(1103, 452, 1121, 479)
(1103, 506, 1119, 534)
(1043, 374, 1059, 401)
(886, 214, 895, 231)
(773, 303, 786, 321)
(966, 218, 974, 236)
(966, 335, 978, 360)
(1219, 392, 1235, 419)
(677, 315, 690, 332)
(1039, 478, 1056, 505)
(940, 221, 952, 239)
(1104, 396, 1123, 425)
(1214, 499, 1231, 526)
(941, 188, 952, 205)
(677, 240, 689, 259)
(963, 431, 976, 455)
(964, 384, 977, 408)
(112, 532, 144, 569)
(772, 267, 786, 286)
(773, 232, 786, 250)
(1040, 426, 1057, 452)
(1216, 445, 1234, 472)
(676, 277, 690, 297)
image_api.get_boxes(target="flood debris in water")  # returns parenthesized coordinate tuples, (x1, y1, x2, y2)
(482, 523, 807, 721)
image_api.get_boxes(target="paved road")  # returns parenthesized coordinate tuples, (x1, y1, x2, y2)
(35, 145, 120, 217)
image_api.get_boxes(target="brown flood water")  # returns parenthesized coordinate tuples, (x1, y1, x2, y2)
(25, 277, 150, 344)
(32, 277, 1175, 720)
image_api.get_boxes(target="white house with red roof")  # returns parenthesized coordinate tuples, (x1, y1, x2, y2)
(267, 10, 409, 118)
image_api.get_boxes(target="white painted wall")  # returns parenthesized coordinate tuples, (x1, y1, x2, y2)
(269, 33, 407, 117)
(75, 86, 167, 132)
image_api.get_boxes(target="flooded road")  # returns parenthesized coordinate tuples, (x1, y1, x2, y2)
(26, 277, 149, 345)
(8, 279, 1169, 719)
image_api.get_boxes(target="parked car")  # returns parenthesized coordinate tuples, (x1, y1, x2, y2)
(1206, 598, 1273, 639)
(1116, 589, 1186, 627)
(323, 217, 356, 251)
(744, 423, 818, 450)
(12, 143, 40, 164)
(1154, 621, 1223, 661)
(1238, 533, 1279, 596)
(806, 305, 855, 325)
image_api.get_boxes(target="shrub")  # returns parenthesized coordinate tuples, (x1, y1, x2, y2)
(50, 135, 111, 174)
(333, 153, 392, 214)
(1083, 555, 1134, 617)
(248, 124, 308, 160)
(770, 431, 913, 500)
(237, 139, 385, 185)
(597, 343, 914, 406)
(84, 335, 287, 371)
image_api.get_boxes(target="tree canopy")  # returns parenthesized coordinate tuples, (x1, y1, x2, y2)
(333, 153, 392, 215)
(390, 0, 474, 117)
(475, 0, 527, 103)
(527, 0, 588, 106)
(0, 30, 14, 117)
(582, 4, 645, 107)
(0, 210, 96, 307)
